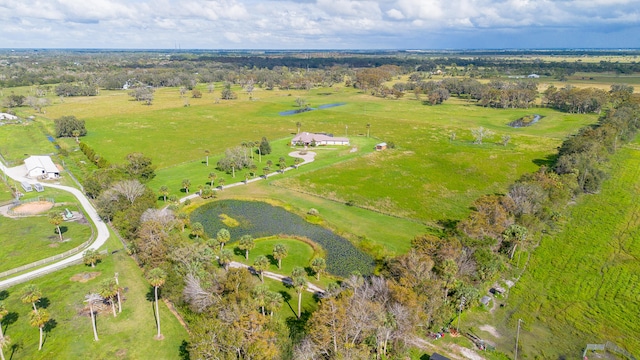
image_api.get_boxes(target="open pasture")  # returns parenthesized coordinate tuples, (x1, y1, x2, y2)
(470, 141, 640, 358)
(31, 83, 596, 226)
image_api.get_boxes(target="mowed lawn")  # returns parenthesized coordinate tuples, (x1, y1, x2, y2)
(0, 251, 188, 360)
(485, 141, 640, 358)
(0, 213, 92, 273)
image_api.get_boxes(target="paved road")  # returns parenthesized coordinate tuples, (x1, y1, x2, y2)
(0, 162, 110, 290)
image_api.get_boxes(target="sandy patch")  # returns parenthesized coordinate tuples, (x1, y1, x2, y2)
(70, 272, 101, 283)
(479, 324, 501, 338)
(12, 201, 54, 215)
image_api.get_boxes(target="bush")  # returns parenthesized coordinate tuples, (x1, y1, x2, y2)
(307, 208, 319, 216)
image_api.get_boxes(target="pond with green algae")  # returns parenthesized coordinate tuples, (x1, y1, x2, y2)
(190, 199, 374, 277)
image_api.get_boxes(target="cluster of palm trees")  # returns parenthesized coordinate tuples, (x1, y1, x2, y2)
(83, 272, 123, 342)
(0, 284, 51, 357)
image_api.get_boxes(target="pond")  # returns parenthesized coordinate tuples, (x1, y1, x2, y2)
(279, 102, 346, 116)
(190, 200, 374, 277)
(508, 114, 542, 128)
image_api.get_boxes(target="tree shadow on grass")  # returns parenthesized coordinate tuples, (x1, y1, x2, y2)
(38, 297, 51, 309)
(278, 290, 295, 318)
(533, 153, 557, 167)
(266, 254, 278, 268)
(42, 318, 57, 348)
(0, 290, 8, 301)
(179, 340, 190, 360)
(145, 286, 162, 303)
(57, 226, 68, 235)
(9, 339, 24, 360)
(2, 312, 19, 335)
(285, 310, 311, 343)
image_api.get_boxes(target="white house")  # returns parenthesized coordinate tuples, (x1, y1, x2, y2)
(292, 132, 350, 146)
(527, 74, 540, 78)
(24, 155, 60, 179)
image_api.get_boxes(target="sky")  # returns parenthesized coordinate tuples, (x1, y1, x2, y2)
(0, 0, 638, 50)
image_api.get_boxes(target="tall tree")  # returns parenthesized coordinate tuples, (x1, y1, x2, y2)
(84, 293, 103, 341)
(99, 279, 119, 317)
(182, 179, 191, 194)
(238, 235, 255, 260)
(273, 244, 288, 270)
(265, 291, 283, 316)
(146, 268, 167, 340)
(0, 303, 7, 339)
(218, 249, 233, 271)
(191, 222, 205, 240)
(292, 267, 307, 319)
(158, 185, 169, 202)
(204, 149, 210, 166)
(216, 228, 230, 251)
(0, 333, 9, 360)
(259, 137, 272, 155)
(48, 210, 64, 242)
(310, 257, 326, 281)
(29, 309, 50, 351)
(20, 284, 41, 312)
(254, 255, 269, 282)
(83, 249, 102, 268)
(114, 273, 122, 313)
(208, 172, 217, 187)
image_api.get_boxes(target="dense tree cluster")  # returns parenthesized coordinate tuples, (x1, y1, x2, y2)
(54, 115, 87, 138)
(55, 83, 99, 97)
(543, 85, 608, 113)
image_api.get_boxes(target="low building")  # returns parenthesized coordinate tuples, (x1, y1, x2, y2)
(24, 155, 60, 179)
(528, 74, 540, 78)
(292, 132, 350, 146)
(21, 181, 33, 192)
(0, 113, 18, 121)
(375, 142, 387, 151)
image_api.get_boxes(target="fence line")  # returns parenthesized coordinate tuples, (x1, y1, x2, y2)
(0, 257, 84, 290)
(0, 224, 95, 280)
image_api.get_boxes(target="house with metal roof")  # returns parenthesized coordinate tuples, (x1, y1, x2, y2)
(291, 132, 350, 146)
(24, 155, 60, 179)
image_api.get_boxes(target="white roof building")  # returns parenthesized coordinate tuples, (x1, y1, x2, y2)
(0, 113, 18, 121)
(292, 132, 350, 146)
(24, 155, 60, 179)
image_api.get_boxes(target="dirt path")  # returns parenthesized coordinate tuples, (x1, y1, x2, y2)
(408, 337, 486, 360)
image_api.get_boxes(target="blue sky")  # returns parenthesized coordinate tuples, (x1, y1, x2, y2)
(0, 0, 638, 49)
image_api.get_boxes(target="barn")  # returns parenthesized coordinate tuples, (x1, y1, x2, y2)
(24, 156, 60, 179)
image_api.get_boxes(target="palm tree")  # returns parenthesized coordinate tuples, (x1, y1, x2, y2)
(273, 244, 288, 270)
(208, 172, 217, 187)
(159, 185, 169, 202)
(216, 228, 230, 251)
(0, 334, 10, 360)
(20, 284, 41, 312)
(265, 291, 283, 317)
(83, 249, 102, 268)
(84, 293, 103, 341)
(0, 303, 7, 339)
(191, 222, 205, 240)
(253, 255, 269, 282)
(252, 285, 269, 315)
(99, 279, 119, 317)
(366, 123, 371, 138)
(218, 178, 225, 188)
(296, 121, 302, 134)
(291, 267, 307, 319)
(29, 308, 50, 350)
(48, 210, 64, 242)
(204, 149, 210, 166)
(310, 257, 326, 281)
(294, 157, 302, 168)
(238, 235, 255, 260)
(182, 179, 191, 193)
(114, 272, 122, 313)
(72, 130, 80, 143)
(218, 249, 233, 271)
(146, 268, 166, 340)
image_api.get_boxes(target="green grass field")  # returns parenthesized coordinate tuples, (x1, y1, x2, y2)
(0, 210, 92, 273)
(465, 140, 640, 358)
(230, 237, 317, 275)
(0, 251, 188, 360)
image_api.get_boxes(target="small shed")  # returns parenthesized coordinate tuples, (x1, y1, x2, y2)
(375, 142, 387, 151)
(21, 181, 33, 192)
(24, 156, 60, 179)
(480, 296, 492, 306)
(33, 183, 44, 192)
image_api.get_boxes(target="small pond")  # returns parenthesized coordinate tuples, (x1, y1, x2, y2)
(190, 200, 374, 277)
(508, 114, 542, 128)
(279, 102, 346, 116)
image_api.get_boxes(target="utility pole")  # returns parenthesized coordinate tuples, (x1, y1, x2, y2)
(515, 318, 523, 360)
(456, 296, 466, 332)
